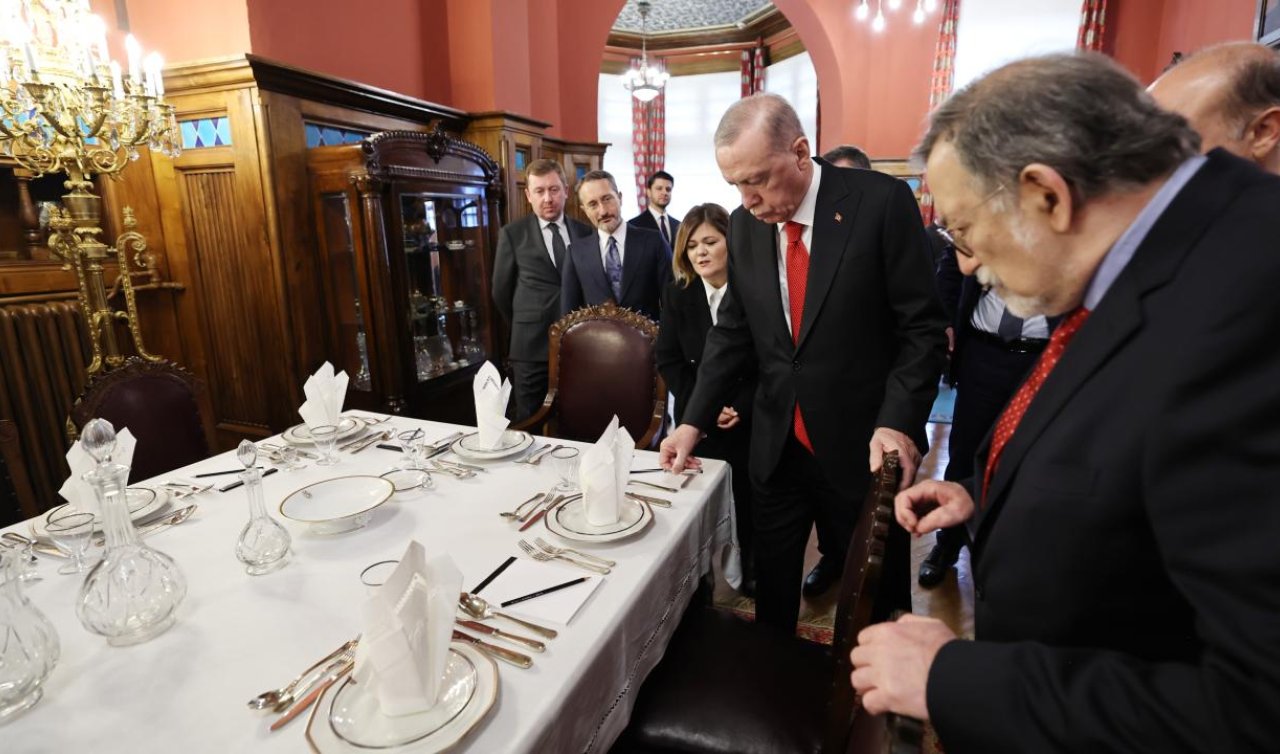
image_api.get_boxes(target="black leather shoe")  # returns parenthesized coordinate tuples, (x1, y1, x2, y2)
(802, 558, 841, 598)
(917, 540, 962, 588)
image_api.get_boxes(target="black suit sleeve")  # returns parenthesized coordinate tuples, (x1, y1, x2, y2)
(493, 223, 518, 324)
(933, 234, 962, 321)
(656, 284, 695, 422)
(875, 181, 949, 452)
(560, 248, 583, 316)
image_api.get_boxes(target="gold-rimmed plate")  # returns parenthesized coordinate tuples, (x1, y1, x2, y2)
(449, 430, 533, 461)
(306, 642, 498, 753)
(31, 486, 170, 539)
(282, 417, 365, 446)
(545, 496, 653, 543)
(279, 475, 394, 534)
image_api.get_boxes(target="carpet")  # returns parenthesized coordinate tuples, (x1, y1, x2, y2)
(711, 592, 836, 645)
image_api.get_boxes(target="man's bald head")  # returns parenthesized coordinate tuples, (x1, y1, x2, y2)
(1150, 42, 1280, 173)
(714, 93, 806, 153)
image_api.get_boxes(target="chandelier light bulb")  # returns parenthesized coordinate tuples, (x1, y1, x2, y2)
(924, 0, 939, 12)
(872, 8, 887, 32)
(855, 1, 870, 21)
(913, 0, 926, 24)
(888, 0, 902, 10)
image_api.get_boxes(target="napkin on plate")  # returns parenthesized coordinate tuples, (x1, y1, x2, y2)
(298, 361, 349, 430)
(354, 541, 462, 717)
(58, 427, 138, 517)
(473, 361, 512, 450)
(579, 415, 634, 526)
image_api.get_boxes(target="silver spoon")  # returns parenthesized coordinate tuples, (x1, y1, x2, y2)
(458, 592, 558, 639)
(247, 639, 357, 711)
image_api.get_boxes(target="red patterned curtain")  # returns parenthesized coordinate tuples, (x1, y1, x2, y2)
(919, 0, 962, 225)
(740, 45, 767, 97)
(631, 56, 667, 214)
(1077, 0, 1108, 51)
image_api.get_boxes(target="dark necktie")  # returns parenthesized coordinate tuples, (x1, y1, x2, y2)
(659, 215, 671, 246)
(547, 222, 567, 269)
(605, 236, 623, 300)
(982, 307, 1090, 505)
(785, 221, 813, 453)
(996, 305, 1024, 341)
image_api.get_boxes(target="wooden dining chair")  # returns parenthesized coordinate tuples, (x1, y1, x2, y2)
(67, 357, 216, 484)
(514, 302, 667, 448)
(0, 419, 40, 526)
(612, 452, 920, 754)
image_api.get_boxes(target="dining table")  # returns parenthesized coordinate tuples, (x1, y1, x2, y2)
(2, 413, 737, 753)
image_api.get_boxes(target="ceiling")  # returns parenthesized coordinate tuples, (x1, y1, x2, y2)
(611, 0, 775, 34)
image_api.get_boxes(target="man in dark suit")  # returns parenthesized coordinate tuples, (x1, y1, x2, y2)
(561, 169, 671, 322)
(492, 159, 592, 421)
(628, 170, 680, 250)
(852, 54, 1280, 752)
(660, 93, 948, 633)
(916, 241, 1050, 588)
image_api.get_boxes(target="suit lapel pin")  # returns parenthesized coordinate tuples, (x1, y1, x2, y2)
(834, 212, 843, 223)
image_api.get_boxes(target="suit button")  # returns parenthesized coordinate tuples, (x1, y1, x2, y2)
(689, 359, 697, 366)
(792, 360, 800, 372)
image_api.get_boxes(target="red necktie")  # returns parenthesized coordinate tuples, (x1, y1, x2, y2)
(785, 221, 813, 452)
(981, 307, 1090, 505)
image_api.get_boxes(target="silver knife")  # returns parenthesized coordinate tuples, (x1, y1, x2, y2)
(455, 620, 545, 652)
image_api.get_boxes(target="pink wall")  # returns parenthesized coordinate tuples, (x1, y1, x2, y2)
(90, 0, 251, 67)
(1110, 0, 1257, 84)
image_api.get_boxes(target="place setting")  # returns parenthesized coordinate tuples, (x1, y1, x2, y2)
(543, 416, 656, 545)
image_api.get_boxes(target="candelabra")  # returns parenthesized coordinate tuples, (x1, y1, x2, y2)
(0, 0, 181, 373)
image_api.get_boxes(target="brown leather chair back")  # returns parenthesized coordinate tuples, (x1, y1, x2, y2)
(517, 303, 666, 447)
(68, 358, 213, 484)
(0, 419, 39, 526)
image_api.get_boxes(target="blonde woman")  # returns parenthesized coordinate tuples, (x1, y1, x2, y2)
(656, 203, 756, 595)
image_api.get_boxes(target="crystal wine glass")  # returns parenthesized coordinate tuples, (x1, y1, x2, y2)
(311, 424, 339, 466)
(547, 447, 581, 493)
(397, 428, 425, 469)
(45, 509, 96, 575)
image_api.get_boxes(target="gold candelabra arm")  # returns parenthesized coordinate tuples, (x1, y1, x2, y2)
(111, 207, 160, 365)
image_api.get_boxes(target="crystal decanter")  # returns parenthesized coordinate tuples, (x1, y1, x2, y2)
(233, 441, 291, 575)
(0, 547, 59, 724)
(75, 419, 187, 646)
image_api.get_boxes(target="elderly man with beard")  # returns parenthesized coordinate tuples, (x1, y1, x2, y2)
(850, 53, 1280, 753)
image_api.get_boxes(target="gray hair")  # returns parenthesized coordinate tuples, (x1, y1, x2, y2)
(576, 169, 619, 197)
(1213, 44, 1280, 133)
(916, 53, 1200, 202)
(714, 93, 805, 153)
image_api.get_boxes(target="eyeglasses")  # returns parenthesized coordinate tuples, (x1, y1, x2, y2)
(935, 184, 1005, 258)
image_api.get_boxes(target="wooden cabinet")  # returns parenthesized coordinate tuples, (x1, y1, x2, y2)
(307, 131, 502, 422)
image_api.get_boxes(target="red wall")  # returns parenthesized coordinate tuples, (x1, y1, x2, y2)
(1110, 0, 1257, 84)
(89, 0, 251, 67)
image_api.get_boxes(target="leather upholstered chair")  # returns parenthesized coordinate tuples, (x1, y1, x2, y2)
(514, 302, 667, 448)
(0, 419, 39, 525)
(613, 452, 922, 754)
(68, 357, 215, 484)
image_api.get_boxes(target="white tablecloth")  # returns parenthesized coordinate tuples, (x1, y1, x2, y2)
(4, 417, 736, 753)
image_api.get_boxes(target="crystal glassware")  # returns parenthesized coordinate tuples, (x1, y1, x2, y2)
(234, 441, 291, 576)
(547, 447, 581, 492)
(397, 428, 425, 470)
(75, 419, 187, 647)
(45, 509, 96, 575)
(276, 444, 303, 471)
(312, 424, 340, 466)
(0, 547, 59, 724)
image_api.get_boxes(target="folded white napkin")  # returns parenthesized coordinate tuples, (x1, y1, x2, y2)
(473, 361, 512, 450)
(58, 427, 137, 517)
(354, 541, 462, 717)
(298, 361, 349, 430)
(579, 415, 634, 526)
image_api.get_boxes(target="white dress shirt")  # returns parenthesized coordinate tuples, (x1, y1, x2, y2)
(538, 215, 572, 267)
(702, 279, 727, 326)
(775, 161, 823, 334)
(598, 223, 627, 268)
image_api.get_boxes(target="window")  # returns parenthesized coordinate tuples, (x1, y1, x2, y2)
(953, 0, 1079, 91)
(598, 73, 636, 203)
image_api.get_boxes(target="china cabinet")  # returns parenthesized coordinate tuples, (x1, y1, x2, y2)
(307, 130, 502, 422)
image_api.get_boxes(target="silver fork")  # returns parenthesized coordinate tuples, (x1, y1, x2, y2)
(517, 540, 611, 574)
(533, 537, 616, 567)
(515, 444, 556, 466)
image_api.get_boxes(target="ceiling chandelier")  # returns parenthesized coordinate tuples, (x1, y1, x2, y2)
(855, 0, 939, 33)
(623, 0, 669, 103)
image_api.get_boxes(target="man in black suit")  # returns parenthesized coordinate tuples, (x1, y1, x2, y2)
(852, 54, 1280, 752)
(492, 159, 592, 421)
(916, 242, 1050, 588)
(628, 170, 680, 250)
(660, 93, 947, 633)
(561, 170, 671, 322)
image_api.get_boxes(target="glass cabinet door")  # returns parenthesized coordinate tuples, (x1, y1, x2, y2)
(399, 192, 490, 383)
(320, 192, 372, 391)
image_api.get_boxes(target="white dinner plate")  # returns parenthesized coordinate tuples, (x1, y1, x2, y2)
(279, 475, 394, 534)
(307, 642, 497, 753)
(282, 417, 365, 446)
(545, 496, 653, 543)
(449, 430, 534, 461)
(32, 486, 170, 539)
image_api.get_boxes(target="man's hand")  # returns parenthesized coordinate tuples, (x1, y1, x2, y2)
(659, 424, 704, 472)
(870, 427, 922, 490)
(850, 614, 957, 720)
(716, 407, 740, 430)
(895, 480, 975, 535)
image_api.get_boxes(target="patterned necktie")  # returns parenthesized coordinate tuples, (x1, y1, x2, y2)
(981, 307, 1090, 505)
(660, 215, 671, 246)
(547, 221, 567, 269)
(785, 221, 813, 452)
(605, 236, 623, 300)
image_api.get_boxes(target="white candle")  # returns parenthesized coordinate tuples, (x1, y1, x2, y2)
(88, 14, 108, 64)
(144, 52, 163, 98)
(109, 60, 123, 98)
(23, 40, 36, 73)
(125, 33, 140, 80)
